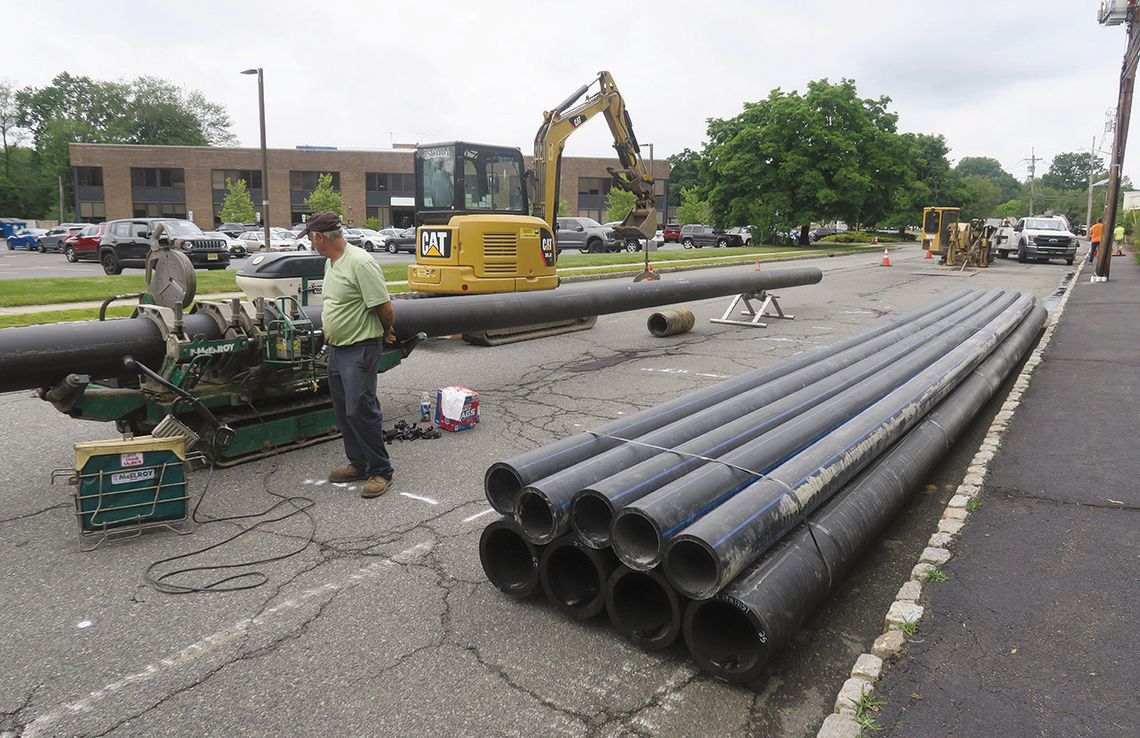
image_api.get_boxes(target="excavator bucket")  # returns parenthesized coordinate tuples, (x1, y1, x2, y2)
(614, 206, 658, 240)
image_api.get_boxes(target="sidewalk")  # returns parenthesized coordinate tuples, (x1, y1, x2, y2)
(875, 254, 1140, 735)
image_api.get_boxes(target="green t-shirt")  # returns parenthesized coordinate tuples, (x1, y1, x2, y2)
(321, 244, 391, 346)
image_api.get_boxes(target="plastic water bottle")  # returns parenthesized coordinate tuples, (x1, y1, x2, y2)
(420, 392, 432, 422)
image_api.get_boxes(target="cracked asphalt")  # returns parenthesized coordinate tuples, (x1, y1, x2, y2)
(0, 249, 1073, 737)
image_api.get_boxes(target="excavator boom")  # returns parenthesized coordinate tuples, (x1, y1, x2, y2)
(532, 71, 657, 240)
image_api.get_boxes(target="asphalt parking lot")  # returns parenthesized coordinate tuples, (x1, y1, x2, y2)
(0, 248, 1077, 737)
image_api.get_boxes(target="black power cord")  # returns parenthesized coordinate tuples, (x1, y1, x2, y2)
(143, 402, 317, 595)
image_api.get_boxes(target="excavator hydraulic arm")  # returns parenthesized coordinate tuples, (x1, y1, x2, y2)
(531, 71, 657, 240)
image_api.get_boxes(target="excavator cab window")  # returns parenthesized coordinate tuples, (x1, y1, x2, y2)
(415, 141, 527, 225)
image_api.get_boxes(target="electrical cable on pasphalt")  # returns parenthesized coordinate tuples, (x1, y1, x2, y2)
(143, 401, 317, 595)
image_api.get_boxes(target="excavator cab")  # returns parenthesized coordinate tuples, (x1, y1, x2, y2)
(409, 142, 557, 294)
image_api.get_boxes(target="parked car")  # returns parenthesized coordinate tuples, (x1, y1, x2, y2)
(555, 217, 618, 253)
(726, 226, 754, 247)
(662, 223, 682, 243)
(37, 224, 87, 253)
(343, 228, 365, 247)
(64, 223, 107, 262)
(217, 222, 259, 239)
(6, 228, 49, 250)
(204, 230, 248, 257)
(99, 218, 230, 274)
(356, 228, 387, 252)
(679, 224, 731, 248)
(382, 228, 416, 254)
(238, 228, 303, 252)
(603, 221, 646, 252)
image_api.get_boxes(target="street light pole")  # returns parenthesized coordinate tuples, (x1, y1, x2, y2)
(242, 68, 270, 250)
(645, 142, 654, 275)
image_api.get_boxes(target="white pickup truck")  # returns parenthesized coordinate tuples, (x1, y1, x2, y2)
(993, 216, 1077, 265)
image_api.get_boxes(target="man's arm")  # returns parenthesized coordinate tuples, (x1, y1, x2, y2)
(376, 301, 396, 344)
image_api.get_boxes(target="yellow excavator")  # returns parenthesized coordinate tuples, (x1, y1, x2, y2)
(407, 71, 657, 295)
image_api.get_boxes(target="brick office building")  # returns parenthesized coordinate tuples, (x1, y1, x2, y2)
(69, 143, 670, 230)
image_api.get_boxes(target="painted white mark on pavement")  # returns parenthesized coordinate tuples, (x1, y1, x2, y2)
(462, 508, 495, 523)
(696, 372, 729, 379)
(77, 620, 92, 629)
(21, 539, 435, 738)
(399, 493, 439, 505)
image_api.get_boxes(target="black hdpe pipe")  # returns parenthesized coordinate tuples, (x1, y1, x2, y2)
(665, 293, 1036, 599)
(539, 536, 620, 619)
(483, 290, 970, 514)
(607, 291, 1019, 570)
(573, 291, 1000, 551)
(683, 304, 1047, 682)
(605, 566, 688, 651)
(515, 290, 992, 544)
(0, 267, 823, 394)
(479, 518, 544, 598)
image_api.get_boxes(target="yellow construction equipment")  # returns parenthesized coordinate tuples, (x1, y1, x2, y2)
(921, 206, 960, 259)
(944, 219, 996, 269)
(408, 71, 657, 295)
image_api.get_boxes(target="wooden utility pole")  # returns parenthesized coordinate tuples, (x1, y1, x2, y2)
(1095, 13, 1140, 280)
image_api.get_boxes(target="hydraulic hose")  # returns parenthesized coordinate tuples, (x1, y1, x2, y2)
(515, 290, 992, 544)
(483, 290, 970, 513)
(665, 294, 1036, 599)
(682, 304, 1047, 681)
(607, 292, 1020, 571)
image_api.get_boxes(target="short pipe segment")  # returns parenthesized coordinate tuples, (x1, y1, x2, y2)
(539, 536, 620, 619)
(479, 518, 543, 598)
(605, 566, 687, 651)
(647, 308, 695, 337)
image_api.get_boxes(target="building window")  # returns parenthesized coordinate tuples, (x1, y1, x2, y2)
(133, 202, 187, 219)
(76, 166, 103, 187)
(366, 173, 388, 192)
(211, 169, 263, 190)
(131, 167, 185, 189)
(290, 171, 340, 192)
(78, 201, 105, 222)
(366, 206, 391, 225)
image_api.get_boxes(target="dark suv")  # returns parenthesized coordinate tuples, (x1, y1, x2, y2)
(99, 218, 230, 274)
(679, 224, 731, 248)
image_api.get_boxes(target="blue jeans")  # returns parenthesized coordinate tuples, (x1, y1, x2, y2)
(328, 341, 394, 480)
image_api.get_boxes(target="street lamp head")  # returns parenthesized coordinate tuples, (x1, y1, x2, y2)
(241, 68, 260, 75)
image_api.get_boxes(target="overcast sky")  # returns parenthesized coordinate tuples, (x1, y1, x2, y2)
(6, 0, 1134, 183)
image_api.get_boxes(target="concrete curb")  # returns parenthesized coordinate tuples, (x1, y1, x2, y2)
(815, 259, 1086, 737)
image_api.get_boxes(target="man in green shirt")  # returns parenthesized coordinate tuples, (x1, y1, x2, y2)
(301, 212, 396, 498)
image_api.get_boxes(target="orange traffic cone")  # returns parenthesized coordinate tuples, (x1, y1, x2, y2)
(754, 258, 762, 271)
(872, 236, 879, 245)
(881, 248, 891, 267)
(924, 249, 933, 259)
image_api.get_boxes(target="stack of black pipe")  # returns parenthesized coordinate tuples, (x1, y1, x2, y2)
(478, 290, 1046, 681)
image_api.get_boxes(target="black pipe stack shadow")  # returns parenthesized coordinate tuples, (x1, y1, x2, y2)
(477, 290, 1046, 679)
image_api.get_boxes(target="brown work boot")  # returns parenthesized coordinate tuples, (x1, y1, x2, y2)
(361, 476, 391, 498)
(329, 464, 366, 483)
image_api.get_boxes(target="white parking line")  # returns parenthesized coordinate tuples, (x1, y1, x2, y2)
(462, 508, 495, 523)
(399, 492, 439, 505)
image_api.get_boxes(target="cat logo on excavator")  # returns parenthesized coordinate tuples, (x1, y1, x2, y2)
(419, 229, 451, 258)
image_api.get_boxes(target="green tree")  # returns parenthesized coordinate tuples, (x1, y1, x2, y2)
(676, 187, 710, 224)
(220, 178, 256, 223)
(702, 78, 909, 241)
(666, 148, 705, 207)
(557, 198, 570, 216)
(957, 175, 1002, 219)
(362, 216, 381, 230)
(304, 173, 344, 215)
(0, 79, 27, 178)
(1042, 151, 1104, 190)
(954, 157, 1021, 202)
(883, 133, 957, 233)
(605, 187, 636, 222)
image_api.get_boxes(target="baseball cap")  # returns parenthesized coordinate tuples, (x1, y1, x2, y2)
(297, 211, 342, 237)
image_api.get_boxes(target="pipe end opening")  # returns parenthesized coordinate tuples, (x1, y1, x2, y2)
(684, 599, 767, 681)
(665, 538, 720, 598)
(542, 543, 603, 615)
(485, 465, 523, 513)
(479, 524, 538, 596)
(611, 511, 664, 570)
(571, 493, 614, 548)
(647, 313, 669, 337)
(609, 569, 678, 645)
(516, 491, 556, 543)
